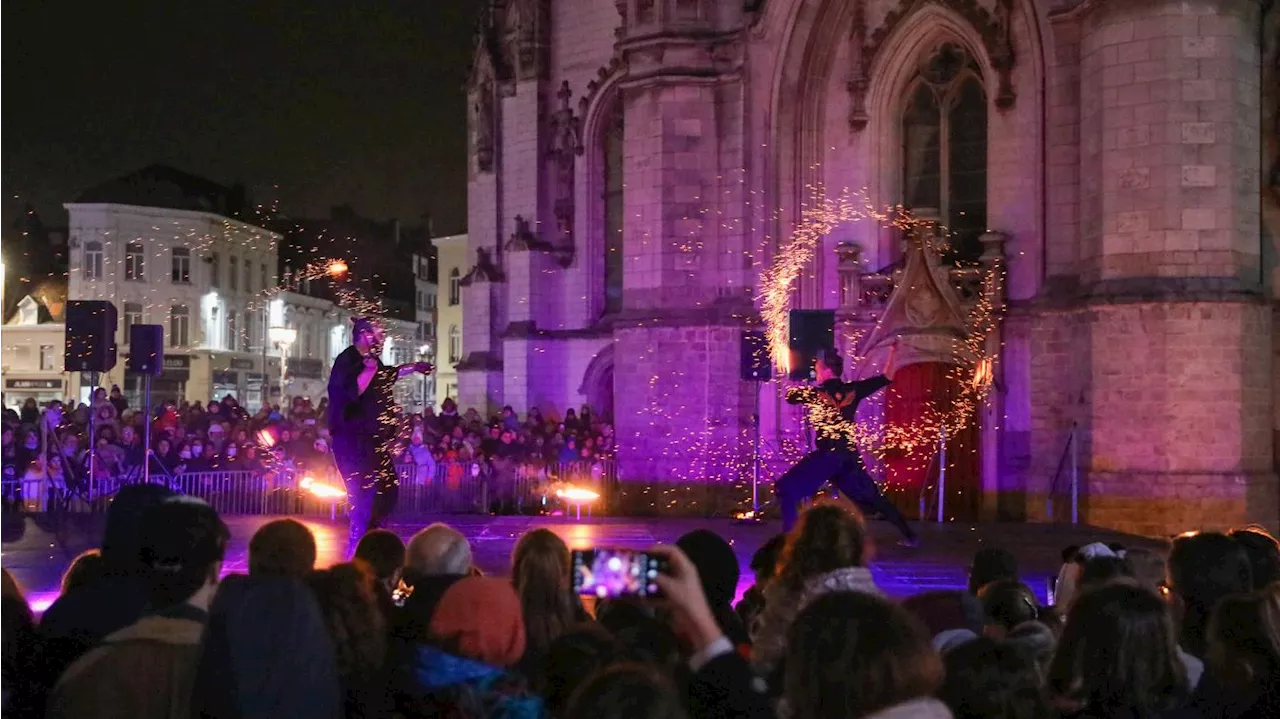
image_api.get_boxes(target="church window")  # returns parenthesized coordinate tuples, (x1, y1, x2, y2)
(602, 104, 624, 315)
(901, 42, 988, 265)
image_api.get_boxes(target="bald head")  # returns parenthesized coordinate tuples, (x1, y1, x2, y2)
(405, 523, 473, 578)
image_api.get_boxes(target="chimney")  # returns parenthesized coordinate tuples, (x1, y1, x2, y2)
(392, 219, 402, 246)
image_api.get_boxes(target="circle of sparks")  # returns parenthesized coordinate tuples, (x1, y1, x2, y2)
(758, 188, 1004, 463)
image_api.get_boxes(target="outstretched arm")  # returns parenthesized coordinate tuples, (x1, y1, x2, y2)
(394, 361, 433, 380)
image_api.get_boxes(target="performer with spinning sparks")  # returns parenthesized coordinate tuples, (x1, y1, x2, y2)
(776, 341, 920, 547)
(328, 317, 433, 549)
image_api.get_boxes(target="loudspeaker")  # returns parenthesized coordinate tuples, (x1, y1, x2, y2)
(126, 325, 165, 376)
(64, 300, 118, 373)
(787, 310, 835, 381)
(740, 331, 772, 382)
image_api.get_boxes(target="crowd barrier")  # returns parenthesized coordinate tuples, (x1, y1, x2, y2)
(0, 459, 619, 519)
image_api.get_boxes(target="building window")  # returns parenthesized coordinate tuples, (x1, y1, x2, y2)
(448, 268, 461, 306)
(210, 252, 220, 288)
(124, 302, 143, 343)
(169, 304, 190, 348)
(84, 241, 104, 280)
(603, 103, 625, 314)
(243, 260, 252, 294)
(901, 42, 988, 265)
(171, 247, 191, 284)
(448, 325, 461, 363)
(260, 263, 268, 292)
(39, 345, 57, 371)
(227, 310, 238, 351)
(125, 241, 145, 281)
(245, 310, 259, 351)
(229, 256, 238, 291)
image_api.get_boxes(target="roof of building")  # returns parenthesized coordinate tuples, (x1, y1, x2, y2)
(71, 164, 248, 217)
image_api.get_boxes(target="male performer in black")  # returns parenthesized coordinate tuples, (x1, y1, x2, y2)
(327, 317, 432, 548)
(776, 342, 920, 546)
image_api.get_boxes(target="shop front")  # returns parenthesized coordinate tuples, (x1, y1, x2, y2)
(113, 355, 191, 408)
(3, 377, 68, 411)
(285, 357, 325, 403)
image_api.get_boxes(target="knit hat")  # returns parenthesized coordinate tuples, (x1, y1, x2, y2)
(429, 576, 526, 667)
(932, 628, 978, 655)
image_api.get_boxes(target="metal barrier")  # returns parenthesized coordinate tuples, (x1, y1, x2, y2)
(0, 458, 618, 518)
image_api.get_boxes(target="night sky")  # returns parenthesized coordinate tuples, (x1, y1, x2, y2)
(3, 1, 479, 233)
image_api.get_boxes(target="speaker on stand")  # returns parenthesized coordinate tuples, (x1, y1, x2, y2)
(126, 325, 168, 485)
(738, 330, 771, 523)
(63, 300, 118, 509)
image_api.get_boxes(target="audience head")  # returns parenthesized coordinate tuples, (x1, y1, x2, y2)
(137, 498, 228, 609)
(1, 569, 22, 604)
(1229, 526, 1280, 588)
(1047, 583, 1187, 715)
(1, 584, 34, 700)
(405, 523, 473, 581)
(429, 576, 526, 668)
(101, 482, 177, 575)
(61, 549, 107, 595)
(1167, 531, 1253, 658)
(354, 529, 407, 588)
(777, 502, 868, 592)
(784, 591, 943, 719)
(675, 529, 739, 610)
(540, 624, 625, 716)
(511, 528, 576, 658)
(1121, 547, 1167, 595)
(939, 637, 1048, 719)
(968, 547, 1019, 595)
(749, 532, 787, 585)
(307, 561, 387, 686)
(979, 580, 1040, 638)
(1077, 555, 1134, 593)
(563, 663, 688, 719)
(1206, 582, 1280, 695)
(248, 519, 317, 578)
(193, 575, 342, 719)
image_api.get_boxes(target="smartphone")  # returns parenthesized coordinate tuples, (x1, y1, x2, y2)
(571, 548, 668, 599)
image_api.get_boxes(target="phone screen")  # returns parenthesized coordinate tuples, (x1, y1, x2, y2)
(572, 548, 666, 599)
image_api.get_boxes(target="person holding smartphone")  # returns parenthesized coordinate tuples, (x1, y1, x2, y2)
(327, 317, 433, 550)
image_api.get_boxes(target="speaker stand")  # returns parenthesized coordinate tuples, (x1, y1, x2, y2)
(143, 373, 153, 485)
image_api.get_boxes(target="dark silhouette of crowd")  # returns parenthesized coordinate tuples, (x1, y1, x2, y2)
(2, 493, 1277, 719)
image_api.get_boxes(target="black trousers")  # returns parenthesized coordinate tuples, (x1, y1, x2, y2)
(775, 448, 916, 540)
(332, 439, 399, 547)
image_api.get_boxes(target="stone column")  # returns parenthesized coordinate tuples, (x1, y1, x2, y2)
(1075, 0, 1275, 534)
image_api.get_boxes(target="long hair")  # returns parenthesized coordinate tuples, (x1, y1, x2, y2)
(776, 502, 868, 594)
(1207, 582, 1280, 694)
(939, 637, 1049, 719)
(1046, 583, 1187, 715)
(784, 591, 942, 719)
(563, 663, 688, 719)
(307, 560, 388, 687)
(511, 528, 576, 661)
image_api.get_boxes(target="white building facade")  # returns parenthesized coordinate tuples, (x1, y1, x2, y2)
(66, 201, 281, 409)
(432, 233, 468, 408)
(1, 297, 69, 409)
(411, 250, 438, 411)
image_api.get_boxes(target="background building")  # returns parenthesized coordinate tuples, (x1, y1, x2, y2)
(2, 294, 69, 409)
(66, 165, 280, 409)
(432, 233, 468, 407)
(464, 0, 1280, 534)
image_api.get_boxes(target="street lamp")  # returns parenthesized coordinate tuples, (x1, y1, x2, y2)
(268, 326, 297, 405)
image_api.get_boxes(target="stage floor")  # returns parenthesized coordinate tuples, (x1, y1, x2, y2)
(1, 513, 1161, 613)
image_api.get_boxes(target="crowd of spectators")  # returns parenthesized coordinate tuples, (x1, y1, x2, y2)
(3, 491, 1278, 719)
(1, 389, 615, 509)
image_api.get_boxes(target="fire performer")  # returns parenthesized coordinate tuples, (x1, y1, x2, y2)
(775, 341, 920, 546)
(327, 317, 432, 548)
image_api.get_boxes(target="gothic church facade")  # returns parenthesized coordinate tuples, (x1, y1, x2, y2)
(462, 0, 1280, 534)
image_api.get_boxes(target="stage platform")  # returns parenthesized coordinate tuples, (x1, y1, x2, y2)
(1, 513, 1163, 614)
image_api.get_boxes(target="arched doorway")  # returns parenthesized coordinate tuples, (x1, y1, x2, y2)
(578, 344, 615, 422)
